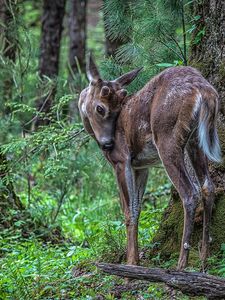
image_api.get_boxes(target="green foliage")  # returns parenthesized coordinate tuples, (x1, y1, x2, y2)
(102, 0, 194, 75)
(103, 0, 132, 42)
(100, 0, 200, 98)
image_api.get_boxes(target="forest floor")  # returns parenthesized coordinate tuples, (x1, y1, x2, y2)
(0, 236, 207, 299)
(1, 139, 224, 299)
(1, 163, 221, 300)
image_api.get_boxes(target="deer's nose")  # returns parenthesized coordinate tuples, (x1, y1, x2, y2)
(102, 141, 114, 151)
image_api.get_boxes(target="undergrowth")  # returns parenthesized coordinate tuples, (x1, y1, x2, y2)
(0, 157, 172, 299)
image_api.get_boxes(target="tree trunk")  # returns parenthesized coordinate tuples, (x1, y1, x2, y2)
(33, 0, 66, 129)
(0, 0, 17, 114)
(0, 152, 24, 228)
(97, 263, 225, 299)
(68, 0, 87, 121)
(152, 0, 225, 261)
(68, 0, 87, 75)
(0, 1, 23, 223)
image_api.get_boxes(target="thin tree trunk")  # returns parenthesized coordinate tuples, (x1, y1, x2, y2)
(0, 152, 24, 222)
(33, 0, 66, 129)
(152, 0, 225, 260)
(68, 0, 87, 120)
(68, 0, 87, 75)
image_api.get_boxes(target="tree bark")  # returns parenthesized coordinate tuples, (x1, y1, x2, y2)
(68, 0, 87, 75)
(33, 0, 66, 129)
(97, 263, 225, 299)
(190, 0, 225, 114)
(0, 152, 24, 226)
(68, 0, 87, 121)
(152, 0, 225, 260)
(0, 0, 17, 114)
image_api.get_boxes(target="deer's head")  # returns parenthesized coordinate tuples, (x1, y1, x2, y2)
(79, 54, 142, 151)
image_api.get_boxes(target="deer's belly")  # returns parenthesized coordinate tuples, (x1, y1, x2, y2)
(131, 140, 160, 169)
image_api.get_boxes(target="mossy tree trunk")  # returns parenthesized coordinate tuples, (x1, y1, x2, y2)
(153, 0, 225, 260)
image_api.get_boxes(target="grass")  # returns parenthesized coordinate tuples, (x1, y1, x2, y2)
(2, 149, 223, 299)
(1, 139, 224, 300)
(1, 151, 224, 299)
(0, 159, 172, 299)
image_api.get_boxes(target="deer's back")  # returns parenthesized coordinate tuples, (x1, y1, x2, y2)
(149, 66, 217, 142)
(116, 66, 217, 166)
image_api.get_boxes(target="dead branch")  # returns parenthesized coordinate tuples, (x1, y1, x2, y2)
(96, 263, 225, 299)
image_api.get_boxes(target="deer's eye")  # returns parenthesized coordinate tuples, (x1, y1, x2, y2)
(96, 105, 105, 116)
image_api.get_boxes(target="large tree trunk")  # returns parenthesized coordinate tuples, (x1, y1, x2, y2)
(33, 0, 66, 129)
(153, 0, 225, 261)
(68, 0, 87, 121)
(0, 0, 17, 115)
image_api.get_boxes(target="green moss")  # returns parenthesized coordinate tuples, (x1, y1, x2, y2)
(190, 59, 212, 77)
(152, 190, 225, 263)
(211, 193, 225, 253)
(152, 190, 183, 258)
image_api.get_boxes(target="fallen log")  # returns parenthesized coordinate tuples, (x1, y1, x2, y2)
(96, 263, 225, 299)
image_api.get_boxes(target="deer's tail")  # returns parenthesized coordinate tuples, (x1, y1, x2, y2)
(198, 92, 222, 163)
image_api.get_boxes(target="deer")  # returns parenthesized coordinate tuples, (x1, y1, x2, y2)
(78, 54, 221, 271)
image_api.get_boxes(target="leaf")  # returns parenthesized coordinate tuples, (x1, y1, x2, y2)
(67, 246, 76, 257)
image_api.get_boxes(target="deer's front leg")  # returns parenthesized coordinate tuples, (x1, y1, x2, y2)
(115, 161, 148, 265)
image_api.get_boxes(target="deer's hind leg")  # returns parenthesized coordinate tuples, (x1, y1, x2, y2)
(155, 136, 200, 270)
(187, 136, 215, 268)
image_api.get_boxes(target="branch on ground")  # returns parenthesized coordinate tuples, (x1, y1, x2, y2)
(96, 263, 225, 299)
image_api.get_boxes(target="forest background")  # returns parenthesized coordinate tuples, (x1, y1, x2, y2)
(0, 0, 225, 299)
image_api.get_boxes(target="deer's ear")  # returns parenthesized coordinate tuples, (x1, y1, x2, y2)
(113, 67, 143, 87)
(86, 53, 101, 83)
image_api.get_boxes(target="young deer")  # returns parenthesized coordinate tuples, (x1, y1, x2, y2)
(78, 54, 221, 270)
